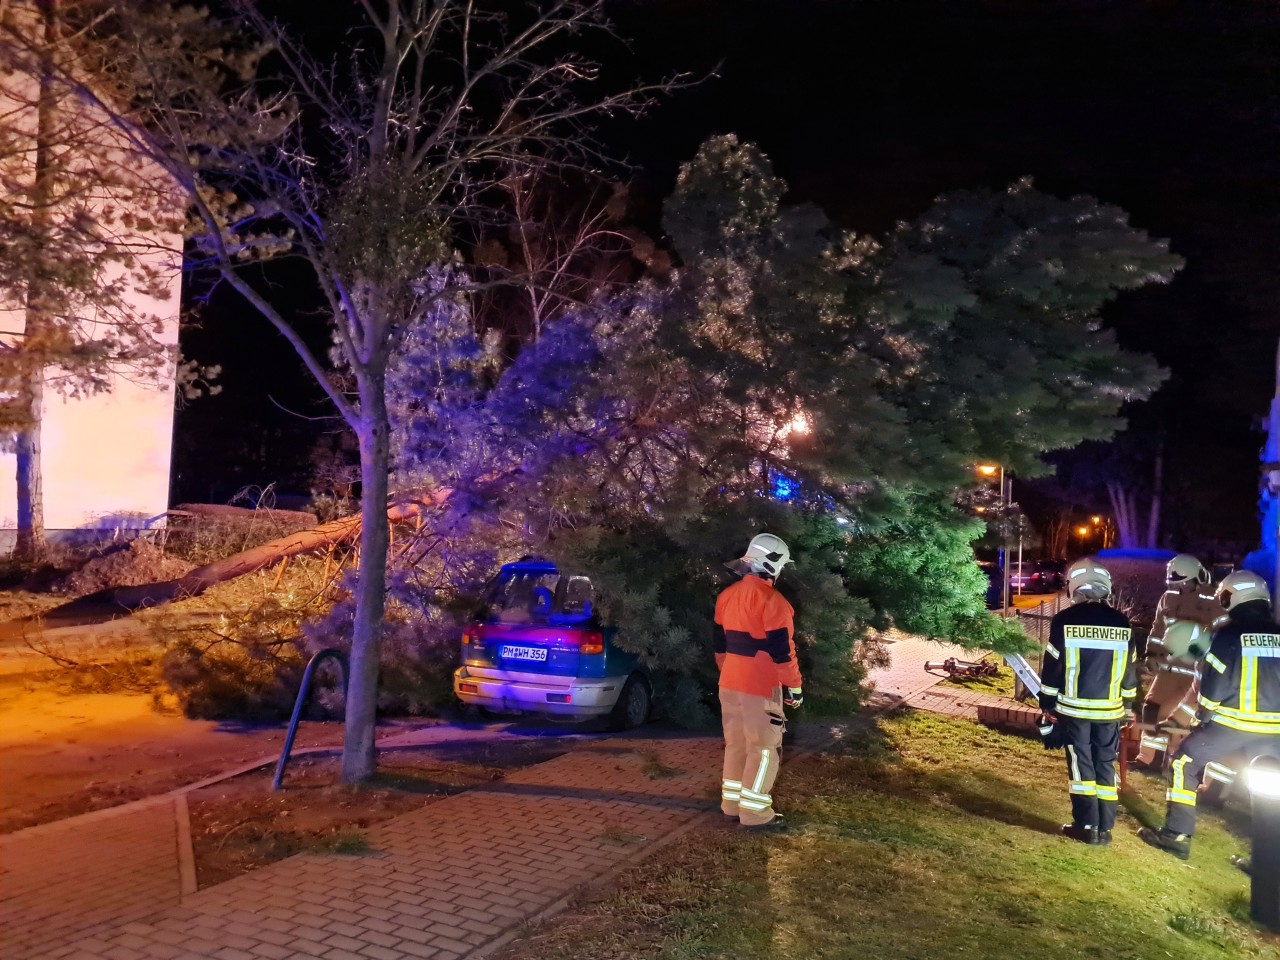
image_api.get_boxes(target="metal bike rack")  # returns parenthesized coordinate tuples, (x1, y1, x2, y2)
(272, 648, 349, 791)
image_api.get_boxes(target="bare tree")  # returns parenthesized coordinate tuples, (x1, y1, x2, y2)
(28, 0, 674, 781)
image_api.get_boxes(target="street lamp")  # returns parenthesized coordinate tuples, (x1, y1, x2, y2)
(1246, 755, 1280, 931)
(978, 463, 1010, 610)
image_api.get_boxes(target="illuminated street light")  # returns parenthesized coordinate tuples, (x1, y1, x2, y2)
(1247, 755, 1280, 931)
(975, 463, 1010, 610)
(1091, 515, 1102, 525)
(1077, 525, 1090, 537)
(786, 411, 811, 436)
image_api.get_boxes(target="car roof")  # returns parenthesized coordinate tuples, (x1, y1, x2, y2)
(500, 557, 559, 574)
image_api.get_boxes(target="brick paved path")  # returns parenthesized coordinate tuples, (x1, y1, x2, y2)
(0, 635, 1002, 960)
(862, 634, 973, 710)
(0, 797, 186, 959)
(6, 731, 835, 960)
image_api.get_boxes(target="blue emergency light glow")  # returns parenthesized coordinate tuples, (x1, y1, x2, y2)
(771, 473, 797, 501)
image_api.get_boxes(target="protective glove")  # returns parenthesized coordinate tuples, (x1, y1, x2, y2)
(783, 686, 803, 709)
(1194, 707, 1214, 727)
(1039, 714, 1065, 750)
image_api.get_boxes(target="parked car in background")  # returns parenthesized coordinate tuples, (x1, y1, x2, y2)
(1008, 561, 1064, 594)
(453, 557, 652, 729)
(1036, 559, 1067, 591)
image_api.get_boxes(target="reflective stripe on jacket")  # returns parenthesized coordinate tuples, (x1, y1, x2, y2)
(1039, 601, 1137, 722)
(1198, 605, 1280, 735)
(713, 575, 802, 697)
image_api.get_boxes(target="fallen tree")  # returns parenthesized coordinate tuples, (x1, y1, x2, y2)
(43, 490, 455, 615)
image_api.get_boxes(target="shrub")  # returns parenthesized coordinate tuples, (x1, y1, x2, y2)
(159, 603, 309, 720)
(303, 573, 465, 717)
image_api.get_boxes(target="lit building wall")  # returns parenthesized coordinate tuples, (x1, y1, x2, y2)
(0, 6, 181, 540)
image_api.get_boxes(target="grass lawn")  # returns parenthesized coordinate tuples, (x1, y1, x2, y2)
(496, 711, 1280, 960)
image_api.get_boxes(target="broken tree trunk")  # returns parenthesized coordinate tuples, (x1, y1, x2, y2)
(74, 489, 455, 612)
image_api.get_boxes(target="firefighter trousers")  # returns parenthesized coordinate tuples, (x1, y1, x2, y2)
(719, 686, 785, 826)
(1165, 722, 1280, 836)
(1060, 717, 1120, 831)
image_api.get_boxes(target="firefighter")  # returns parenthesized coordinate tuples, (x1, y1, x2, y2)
(713, 533, 804, 831)
(1150, 554, 1224, 649)
(1136, 555, 1226, 767)
(1039, 558, 1138, 846)
(1140, 571, 1280, 860)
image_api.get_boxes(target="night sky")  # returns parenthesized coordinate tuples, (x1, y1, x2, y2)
(172, 0, 1280, 550)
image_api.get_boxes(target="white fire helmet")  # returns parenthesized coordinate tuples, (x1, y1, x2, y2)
(734, 533, 792, 579)
(1216, 571, 1272, 613)
(1068, 558, 1112, 601)
(1166, 553, 1208, 585)
(1157, 620, 1212, 661)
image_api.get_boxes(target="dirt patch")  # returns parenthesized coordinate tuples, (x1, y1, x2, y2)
(188, 738, 575, 888)
(50, 540, 194, 597)
(0, 681, 358, 833)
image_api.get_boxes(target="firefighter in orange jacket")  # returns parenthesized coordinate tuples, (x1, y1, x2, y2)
(713, 533, 803, 831)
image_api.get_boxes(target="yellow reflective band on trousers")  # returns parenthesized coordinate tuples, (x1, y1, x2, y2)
(719, 687, 785, 826)
(1069, 780, 1098, 795)
(1167, 755, 1197, 806)
(739, 786, 773, 812)
(1096, 784, 1118, 802)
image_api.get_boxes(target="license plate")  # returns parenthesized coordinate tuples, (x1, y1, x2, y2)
(500, 645, 547, 662)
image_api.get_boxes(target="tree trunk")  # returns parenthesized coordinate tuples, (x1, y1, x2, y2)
(14, 0, 57, 563)
(1106, 481, 1137, 549)
(340, 365, 391, 784)
(1145, 442, 1164, 549)
(13, 376, 44, 562)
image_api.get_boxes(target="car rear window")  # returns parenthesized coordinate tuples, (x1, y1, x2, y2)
(478, 568, 595, 624)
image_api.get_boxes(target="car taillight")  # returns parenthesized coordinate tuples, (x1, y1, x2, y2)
(580, 631, 604, 656)
(462, 628, 484, 647)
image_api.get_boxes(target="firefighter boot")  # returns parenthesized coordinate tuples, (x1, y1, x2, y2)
(742, 813, 788, 833)
(1095, 830, 1113, 847)
(1139, 827, 1192, 861)
(1061, 824, 1100, 845)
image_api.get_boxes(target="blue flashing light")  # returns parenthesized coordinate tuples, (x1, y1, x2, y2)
(771, 472, 798, 502)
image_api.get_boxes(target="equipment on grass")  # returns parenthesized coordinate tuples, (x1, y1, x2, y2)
(923, 658, 999, 680)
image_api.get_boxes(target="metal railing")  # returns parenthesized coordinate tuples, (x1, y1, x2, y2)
(1013, 593, 1069, 645)
(272, 648, 349, 791)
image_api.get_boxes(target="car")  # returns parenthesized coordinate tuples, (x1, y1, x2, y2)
(1036, 559, 1067, 591)
(452, 557, 652, 730)
(1007, 561, 1062, 594)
